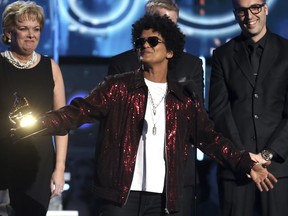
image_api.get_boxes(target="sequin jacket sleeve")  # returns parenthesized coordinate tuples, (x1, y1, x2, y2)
(41, 76, 114, 135)
(191, 94, 255, 174)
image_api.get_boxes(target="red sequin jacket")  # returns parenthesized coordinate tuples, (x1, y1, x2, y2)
(42, 70, 254, 213)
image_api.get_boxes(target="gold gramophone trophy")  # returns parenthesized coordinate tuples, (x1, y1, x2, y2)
(9, 92, 40, 142)
(9, 92, 37, 128)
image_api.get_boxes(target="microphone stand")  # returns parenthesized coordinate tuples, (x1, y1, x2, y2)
(183, 82, 199, 216)
(194, 97, 198, 216)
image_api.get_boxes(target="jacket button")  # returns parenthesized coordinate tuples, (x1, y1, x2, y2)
(254, 114, 259, 119)
(254, 93, 259, 98)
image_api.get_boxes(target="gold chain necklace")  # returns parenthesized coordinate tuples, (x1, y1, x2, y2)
(4, 50, 37, 69)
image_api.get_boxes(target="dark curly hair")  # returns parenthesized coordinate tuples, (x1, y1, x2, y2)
(132, 14, 185, 67)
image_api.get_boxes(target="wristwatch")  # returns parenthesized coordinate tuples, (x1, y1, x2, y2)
(261, 149, 273, 161)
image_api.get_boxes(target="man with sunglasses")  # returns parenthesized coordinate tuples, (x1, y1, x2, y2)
(13, 13, 277, 216)
(108, 0, 203, 97)
(209, 0, 288, 215)
(108, 1, 203, 215)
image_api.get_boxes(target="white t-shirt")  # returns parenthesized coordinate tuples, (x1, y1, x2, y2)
(130, 79, 167, 193)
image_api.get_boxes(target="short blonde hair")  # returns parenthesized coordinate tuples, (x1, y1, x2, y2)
(1, 1, 45, 45)
(145, 0, 179, 17)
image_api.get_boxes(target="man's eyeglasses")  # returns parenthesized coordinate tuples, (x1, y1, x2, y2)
(134, 36, 165, 49)
(234, 3, 266, 17)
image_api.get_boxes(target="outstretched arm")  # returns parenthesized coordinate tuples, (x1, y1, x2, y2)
(190, 93, 277, 191)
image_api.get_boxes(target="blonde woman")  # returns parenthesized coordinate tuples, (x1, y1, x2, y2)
(0, 1, 68, 215)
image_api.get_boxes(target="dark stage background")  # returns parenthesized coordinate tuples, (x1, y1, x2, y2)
(0, 0, 287, 58)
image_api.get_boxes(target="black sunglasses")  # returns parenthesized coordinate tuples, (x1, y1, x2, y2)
(234, 3, 266, 17)
(134, 36, 165, 49)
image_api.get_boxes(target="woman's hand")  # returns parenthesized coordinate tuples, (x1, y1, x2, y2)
(50, 168, 65, 198)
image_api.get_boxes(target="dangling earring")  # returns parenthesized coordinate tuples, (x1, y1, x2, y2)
(8, 38, 11, 43)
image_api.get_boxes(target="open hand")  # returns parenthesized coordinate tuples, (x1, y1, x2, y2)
(249, 163, 278, 192)
(50, 168, 65, 198)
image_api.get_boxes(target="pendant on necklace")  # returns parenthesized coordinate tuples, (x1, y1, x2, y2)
(153, 108, 156, 115)
(152, 124, 157, 135)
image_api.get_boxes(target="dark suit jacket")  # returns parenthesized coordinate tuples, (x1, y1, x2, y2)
(108, 49, 204, 186)
(209, 30, 288, 179)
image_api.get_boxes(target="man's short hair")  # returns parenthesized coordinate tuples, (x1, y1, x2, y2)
(145, 0, 179, 17)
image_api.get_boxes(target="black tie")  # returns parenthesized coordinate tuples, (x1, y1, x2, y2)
(249, 44, 260, 76)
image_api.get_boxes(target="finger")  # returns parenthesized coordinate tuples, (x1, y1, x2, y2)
(261, 180, 269, 191)
(264, 178, 274, 190)
(55, 185, 63, 193)
(50, 187, 62, 198)
(50, 181, 55, 194)
(256, 183, 263, 192)
(57, 185, 63, 194)
(267, 173, 278, 183)
(263, 161, 271, 166)
(50, 191, 57, 198)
